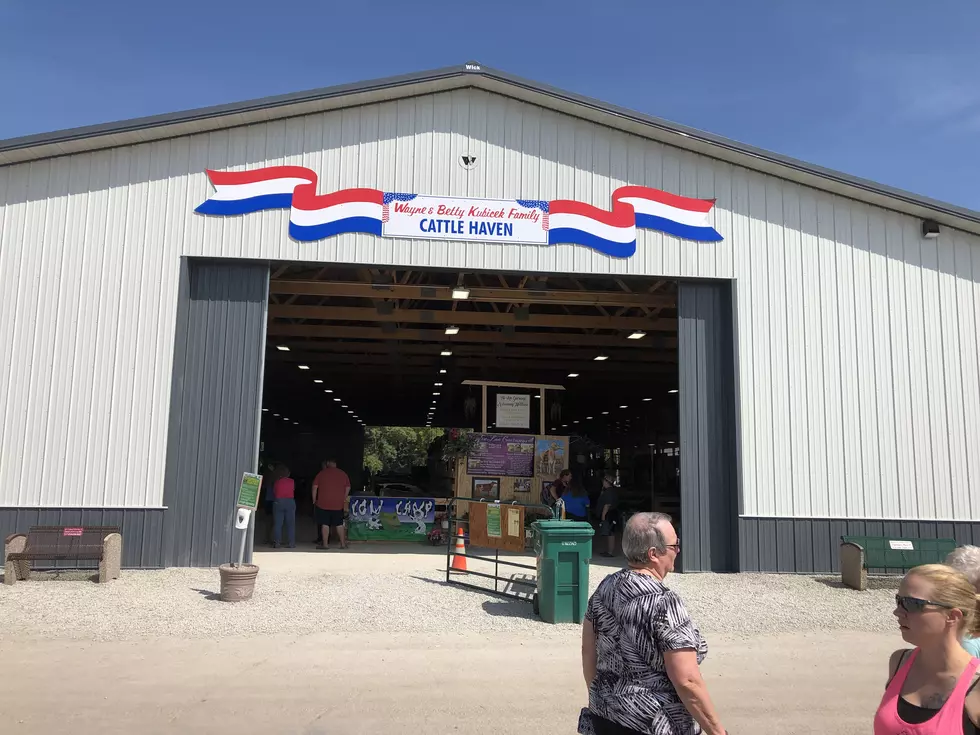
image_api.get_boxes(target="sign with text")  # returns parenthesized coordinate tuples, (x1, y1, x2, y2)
(495, 394, 531, 429)
(347, 496, 436, 542)
(889, 540, 914, 551)
(466, 434, 535, 477)
(236, 472, 263, 510)
(382, 195, 548, 245)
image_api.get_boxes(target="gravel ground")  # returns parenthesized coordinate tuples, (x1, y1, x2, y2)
(0, 562, 901, 642)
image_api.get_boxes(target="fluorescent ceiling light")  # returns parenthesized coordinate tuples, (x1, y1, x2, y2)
(341, 404, 348, 408)
(293, 422, 298, 425)
(432, 392, 440, 396)
(567, 373, 579, 378)
(333, 398, 341, 402)
(324, 389, 333, 394)
(273, 413, 280, 417)
(445, 326, 460, 335)
(439, 369, 447, 374)
(594, 355, 608, 361)
(601, 411, 609, 415)
(276, 345, 290, 352)
(434, 382, 443, 387)
(347, 411, 353, 414)
(440, 350, 453, 356)
(587, 416, 593, 419)
(667, 440, 676, 444)
(668, 389, 679, 394)
(451, 287, 470, 299)
(298, 365, 310, 370)
(314, 379, 323, 384)
(643, 397, 652, 402)
(283, 417, 290, 421)
(620, 405, 628, 409)
(573, 420, 579, 424)
(628, 330, 646, 340)
(262, 408, 268, 412)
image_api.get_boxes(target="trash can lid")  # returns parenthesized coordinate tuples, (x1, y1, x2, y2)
(532, 519, 596, 538)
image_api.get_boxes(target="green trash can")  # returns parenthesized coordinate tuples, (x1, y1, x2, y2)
(531, 519, 594, 624)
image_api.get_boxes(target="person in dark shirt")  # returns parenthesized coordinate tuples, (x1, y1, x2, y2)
(549, 469, 572, 506)
(597, 475, 619, 558)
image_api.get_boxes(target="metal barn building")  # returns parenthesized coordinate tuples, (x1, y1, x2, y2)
(1, 62, 978, 573)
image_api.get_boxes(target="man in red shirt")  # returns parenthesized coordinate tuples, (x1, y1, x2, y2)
(312, 459, 351, 550)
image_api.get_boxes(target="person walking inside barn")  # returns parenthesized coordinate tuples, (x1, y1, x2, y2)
(271, 465, 296, 549)
(312, 459, 351, 550)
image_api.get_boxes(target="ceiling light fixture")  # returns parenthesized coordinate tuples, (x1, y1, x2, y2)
(324, 389, 333, 394)
(628, 330, 646, 340)
(587, 416, 593, 420)
(620, 405, 628, 409)
(273, 413, 280, 417)
(445, 325, 460, 335)
(262, 408, 268, 412)
(602, 411, 609, 415)
(333, 398, 341, 402)
(567, 373, 579, 378)
(594, 355, 608, 361)
(433, 392, 440, 396)
(439, 369, 447, 374)
(314, 379, 323, 384)
(434, 382, 443, 387)
(440, 350, 453, 357)
(276, 345, 290, 352)
(451, 287, 470, 300)
(643, 397, 652, 402)
(668, 389, 679, 394)
(298, 365, 310, 370)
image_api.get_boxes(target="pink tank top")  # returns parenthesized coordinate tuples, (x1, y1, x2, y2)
(874, 649, 980, 735)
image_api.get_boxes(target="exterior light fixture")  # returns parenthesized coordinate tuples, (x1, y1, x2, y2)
(594, 355, 608, 361)
(445, 326, 460, 335)
(628, 331, 646, 340)
(921, 219, 940, 239)
(452, 287, 470, 300)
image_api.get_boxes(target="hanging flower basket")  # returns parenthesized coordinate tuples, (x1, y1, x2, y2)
(441, 428, 477, 463)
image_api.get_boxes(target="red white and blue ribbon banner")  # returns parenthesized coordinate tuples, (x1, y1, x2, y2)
(195, 165, 723, 258)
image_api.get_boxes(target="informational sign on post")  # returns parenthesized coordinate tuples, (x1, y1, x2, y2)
(496, 394, 531, 429)
(236, 472, 263, 510)
(486, 504, 502, 538)
(233, 472, 263, 567)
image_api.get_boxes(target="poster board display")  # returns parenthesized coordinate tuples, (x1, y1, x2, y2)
(455, 435, 570, 507)
(347, 496, 436, 542)
(466, 434, 535, 477)
(468, 502, 526, 552)
(495, 394, 531, 429)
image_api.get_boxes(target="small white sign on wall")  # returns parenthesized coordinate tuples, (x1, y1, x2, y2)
(889, 540, 914, 551)
(496, 394, 531, 429)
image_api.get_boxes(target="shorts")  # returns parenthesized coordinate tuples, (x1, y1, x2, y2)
(599, 516, 618, 536)
(316, 507, 345, 527)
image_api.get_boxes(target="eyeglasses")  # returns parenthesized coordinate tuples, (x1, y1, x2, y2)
(664, 541, 681, 553)
(895, 594, 954, 614)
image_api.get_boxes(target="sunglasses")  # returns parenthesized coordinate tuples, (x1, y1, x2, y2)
(895, 594, 954, 614)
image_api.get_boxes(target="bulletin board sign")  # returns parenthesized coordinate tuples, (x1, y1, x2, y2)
(496, 394, 531, 429)
(236, 472, 263, 510)
(466, 434, 535, 477)
(468, 502, 526, 553)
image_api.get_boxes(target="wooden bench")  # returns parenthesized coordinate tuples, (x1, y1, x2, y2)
(839, 535, 957, 591)
(4, 526, 122, 585)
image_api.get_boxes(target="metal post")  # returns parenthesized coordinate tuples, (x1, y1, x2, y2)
(539, 387, 546, 433)
(236, 516, 249, 567)
(481, 385, 488, 432)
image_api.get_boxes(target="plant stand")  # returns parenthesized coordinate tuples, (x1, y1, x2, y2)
(218, 563, 259, 602)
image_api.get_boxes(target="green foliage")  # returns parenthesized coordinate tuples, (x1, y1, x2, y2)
(364, 426, 444, 474)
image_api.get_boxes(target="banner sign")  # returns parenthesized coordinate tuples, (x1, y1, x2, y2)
(466, 433, 535, 477)
(495, 394, 531, 429)
(195, 166, 723, 259)
(347, 496, 436, 542)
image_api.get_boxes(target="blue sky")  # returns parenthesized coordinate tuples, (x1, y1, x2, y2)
(2, 0, 979, 209)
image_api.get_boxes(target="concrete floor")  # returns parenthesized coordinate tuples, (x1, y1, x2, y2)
(0, 628, 892, 734)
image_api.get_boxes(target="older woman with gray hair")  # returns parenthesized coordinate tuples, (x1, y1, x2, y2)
(946, 544, 980, 657)
(579, 512, 727, 735)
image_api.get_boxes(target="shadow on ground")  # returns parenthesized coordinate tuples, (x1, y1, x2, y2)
(192, 588, 221, 601)
(813, 576, 901, 591)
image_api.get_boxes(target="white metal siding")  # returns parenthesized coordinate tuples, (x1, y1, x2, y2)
(0, 87, 978, 520)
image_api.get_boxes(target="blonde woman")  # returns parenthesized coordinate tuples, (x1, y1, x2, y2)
(947, 545, 980, 658)
(874, 564, 980, 734)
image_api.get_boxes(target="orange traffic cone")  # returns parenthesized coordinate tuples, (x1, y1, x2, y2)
(450, 528, 468, 572)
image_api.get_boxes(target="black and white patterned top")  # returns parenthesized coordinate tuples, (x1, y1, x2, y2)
(585, 569, 708, 735)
